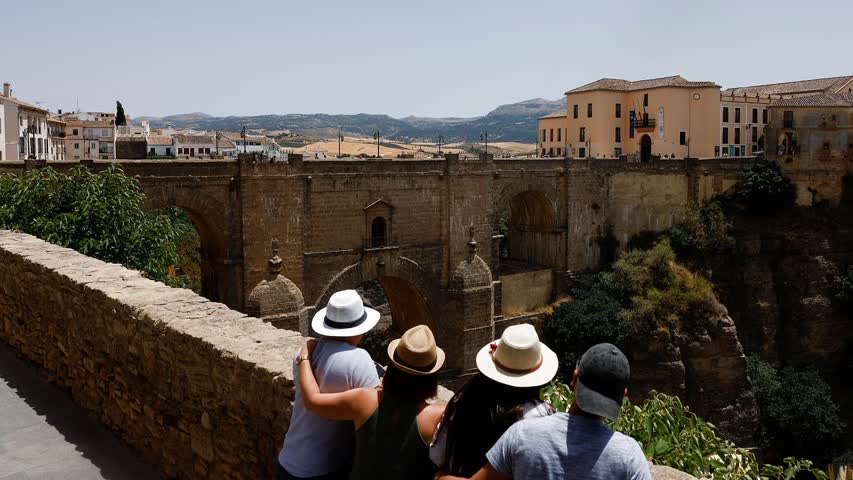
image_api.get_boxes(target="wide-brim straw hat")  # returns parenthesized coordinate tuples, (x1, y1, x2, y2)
(312, 289, 380, 337)
(387, 325, 445, 376)
(475, 323, 559, 388)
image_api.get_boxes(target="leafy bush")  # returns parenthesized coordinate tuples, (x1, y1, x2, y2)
(545, 240, 722, 380)
(540, 384, 827, 480)
(670, 200, 735, 258)
(747, 356, 844, 464)
(735, 162, 797, 216)
(0, 165, 196, 287)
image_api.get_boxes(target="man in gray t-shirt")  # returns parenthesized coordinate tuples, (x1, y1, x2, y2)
(277, 290, 381, 480)
(486, 412, 650, 480)
(437, 343, 651, 480)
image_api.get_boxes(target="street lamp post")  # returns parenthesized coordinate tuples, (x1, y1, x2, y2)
(437, 135, 445, 155)
(480, 132, 489, 156)
(337, 132, 344, 158)
(241, 126, 247, 154)
(373, 130, 380, 158)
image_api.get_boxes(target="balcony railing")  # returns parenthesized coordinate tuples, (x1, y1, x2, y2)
(630, 116, 656, 129)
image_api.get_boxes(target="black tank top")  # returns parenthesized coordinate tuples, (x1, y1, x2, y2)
(350, 397, 436, 480)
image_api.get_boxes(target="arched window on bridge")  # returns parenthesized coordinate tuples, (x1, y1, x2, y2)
(371, 217, 387, 248)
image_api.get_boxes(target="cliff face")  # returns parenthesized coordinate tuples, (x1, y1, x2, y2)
(708, 203, 853, 443)
(631, 310, 759, 446)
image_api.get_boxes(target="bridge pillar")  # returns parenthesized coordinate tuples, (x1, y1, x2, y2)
(446, 227, 494, 374)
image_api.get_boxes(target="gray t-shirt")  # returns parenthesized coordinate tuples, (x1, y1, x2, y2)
(278, 340, 380, 477)
(486, 412, 652, 480)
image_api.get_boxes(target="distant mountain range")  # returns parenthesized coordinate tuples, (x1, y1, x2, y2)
(137, 98, 564, 143)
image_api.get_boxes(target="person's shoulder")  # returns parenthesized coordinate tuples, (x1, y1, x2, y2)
(514, 411, 567, 433)
(609, 430, 648, 459)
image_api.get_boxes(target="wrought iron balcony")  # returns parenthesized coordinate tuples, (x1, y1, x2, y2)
(631, 117, 656, 129)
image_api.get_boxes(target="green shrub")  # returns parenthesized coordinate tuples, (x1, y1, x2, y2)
(670, 200, 735, 258)
(0, 165, 195, 286)
(540, 384, 827, 480)
(546, 240, 722, 380)
(735, 162, 797, 215)
(747, 356, 844, 464)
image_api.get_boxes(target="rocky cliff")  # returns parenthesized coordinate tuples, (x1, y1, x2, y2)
(707, 202, 853, 443)
(631, 308, 759, 446)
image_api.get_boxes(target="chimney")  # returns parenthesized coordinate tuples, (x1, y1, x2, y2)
(2, 82, 10, 97)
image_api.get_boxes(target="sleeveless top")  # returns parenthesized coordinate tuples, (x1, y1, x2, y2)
(350, 396, 436, 480)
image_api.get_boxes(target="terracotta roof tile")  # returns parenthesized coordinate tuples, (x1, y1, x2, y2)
(771, 92, 853, 107)
(567, 75, 719, 94)
(147, 136, 174, 146)
(174, 134, 214, 144)
(540, 109, 567, 119)
(724, 75, 853, 97)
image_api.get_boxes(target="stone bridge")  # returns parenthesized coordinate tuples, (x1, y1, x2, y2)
(1, 153, 843, 373)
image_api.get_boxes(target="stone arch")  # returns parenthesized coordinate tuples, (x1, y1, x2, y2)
(493, 179, 565, 270)
(312, 255, 443, 337)
(141, 187, 232, 305)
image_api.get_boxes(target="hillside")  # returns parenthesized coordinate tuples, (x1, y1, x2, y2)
(137, 98, 564, 143)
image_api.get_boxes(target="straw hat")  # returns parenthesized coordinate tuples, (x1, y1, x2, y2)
(387, 325, 446, 376)
(475, 324, 558, 388)
(311, 289, 380, 337)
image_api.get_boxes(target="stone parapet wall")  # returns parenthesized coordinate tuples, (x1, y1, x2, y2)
(0, 230, 304, 479)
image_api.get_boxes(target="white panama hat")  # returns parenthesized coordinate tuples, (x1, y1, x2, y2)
(311, 289, 380, 337)
(475, 323, 559, 388)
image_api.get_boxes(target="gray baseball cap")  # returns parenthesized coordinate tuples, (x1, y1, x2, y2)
(575, 343, 630, 420)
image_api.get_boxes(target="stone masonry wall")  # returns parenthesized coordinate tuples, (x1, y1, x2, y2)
(0, 230, 304, 479)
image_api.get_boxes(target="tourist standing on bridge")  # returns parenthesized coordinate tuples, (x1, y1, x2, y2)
(276, 289, 381, 480)
(428, 323, 559, 476)
(297, 325, 447, 480)
(435, 343, 651, 480)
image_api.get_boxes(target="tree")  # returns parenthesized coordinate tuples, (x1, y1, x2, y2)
(735, 161, 796, 216)
(116, 101, 127, 126)
(0, 165, 194, 287)
(747, 355, 844, 464)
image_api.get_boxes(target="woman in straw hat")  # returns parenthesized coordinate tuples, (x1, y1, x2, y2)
(297, 324, 446, 480)
(430, 323, 559, 477)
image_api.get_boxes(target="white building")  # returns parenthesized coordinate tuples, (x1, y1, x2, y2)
(174, 134, 215, 158)
(147, 136, 174, 157)
(47, 115, 66, 161)
(225, 133, 282, 159)
(1, 82, 50, 160)
(65, 120, 115, 160)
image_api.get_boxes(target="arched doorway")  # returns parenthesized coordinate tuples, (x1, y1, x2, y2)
(313, 256, 443, 362)
(143, 203, 228, 304)
(640, 134, 652, 162)
(494, 185, 564, 317)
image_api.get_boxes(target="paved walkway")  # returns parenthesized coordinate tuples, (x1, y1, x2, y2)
(0, 345, 157, 480)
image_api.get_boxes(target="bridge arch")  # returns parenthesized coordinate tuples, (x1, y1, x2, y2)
(493, 179, 566, 271)
(313, 254, 443, 339)
(142, 187, 232, 305)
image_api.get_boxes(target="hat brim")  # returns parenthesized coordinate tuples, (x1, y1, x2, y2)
(311, 306, 381, 337)
(475, 340, 559, 388)
(575, 377, 623, 420)
(387, 338, 446, 376)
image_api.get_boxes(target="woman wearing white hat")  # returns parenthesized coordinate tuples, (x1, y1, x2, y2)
(430, 323, 558, 477)
(297, 324, 447, 480)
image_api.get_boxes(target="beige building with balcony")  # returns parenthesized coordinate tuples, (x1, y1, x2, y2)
(1, 82, 50, 161)
(721, 75, 853, 157)
(542, 75, 721, 161)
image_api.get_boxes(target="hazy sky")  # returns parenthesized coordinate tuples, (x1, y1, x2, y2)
(5, 0, 851, 118)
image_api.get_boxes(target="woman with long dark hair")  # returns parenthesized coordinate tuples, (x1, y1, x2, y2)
(430, 323, 558, 477)
(298, 325, 446, 480)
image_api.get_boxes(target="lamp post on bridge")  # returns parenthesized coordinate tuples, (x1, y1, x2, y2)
(480, 131, 489, 156)
(373, 130, 380, 158)
(437, 135, 445, 155)
(337, 132, 344, 158)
